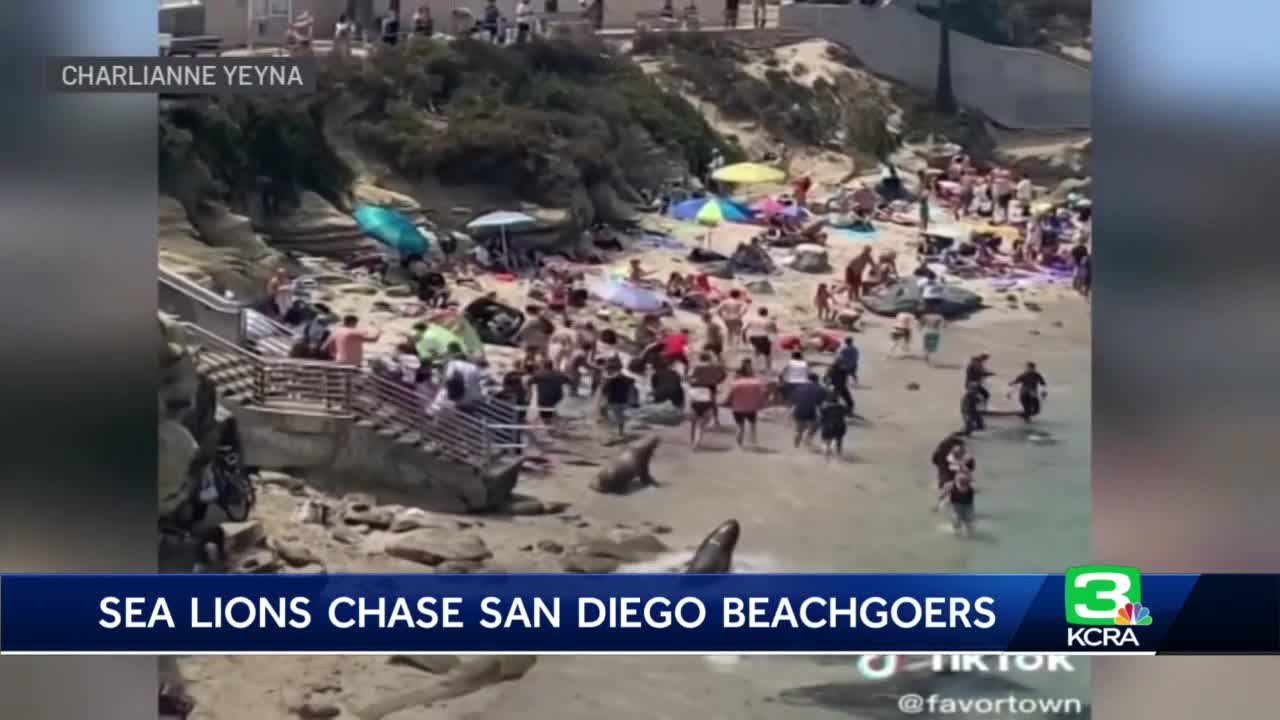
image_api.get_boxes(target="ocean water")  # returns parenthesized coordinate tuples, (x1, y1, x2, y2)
(609, 310, 1094, 709)
(479, 308, 1092, 720)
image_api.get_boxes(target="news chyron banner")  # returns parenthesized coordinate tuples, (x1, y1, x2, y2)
(0, 569, 1275, 654)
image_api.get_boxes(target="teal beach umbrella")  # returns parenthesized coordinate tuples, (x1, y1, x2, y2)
(353, 204, 432, 257)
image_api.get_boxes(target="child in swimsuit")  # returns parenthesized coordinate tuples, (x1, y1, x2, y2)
(889, 312, 915, 358)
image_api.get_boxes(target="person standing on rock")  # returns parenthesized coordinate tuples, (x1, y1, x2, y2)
(321, 315, 380, 367)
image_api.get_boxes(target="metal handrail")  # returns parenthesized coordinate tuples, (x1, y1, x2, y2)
(158, 265, 244, 314)
(180, 321, 259, 362)
(244, 307, 297, 340)
(179, 320, 524, 463)
(163, 267, 531, 462)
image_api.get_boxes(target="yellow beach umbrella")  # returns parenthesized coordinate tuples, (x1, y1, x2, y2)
(711, 162, 786, 185)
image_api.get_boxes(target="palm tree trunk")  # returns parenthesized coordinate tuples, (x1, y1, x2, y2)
(935, 0, 957, 114)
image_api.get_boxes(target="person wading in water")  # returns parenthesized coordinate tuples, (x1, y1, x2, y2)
(937, 462, 978, 537)
(1009, 361, 1048, 422)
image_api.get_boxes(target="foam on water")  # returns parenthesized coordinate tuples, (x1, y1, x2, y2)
(614, 550, 785, 672)
(616, 550, 787, 575)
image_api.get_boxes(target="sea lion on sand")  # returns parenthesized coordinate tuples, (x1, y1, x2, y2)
(356, 655, 536, 720)
(686, 519, 740, 573)
(591, 435, 661, 494)
(775, 669, 1083, 720)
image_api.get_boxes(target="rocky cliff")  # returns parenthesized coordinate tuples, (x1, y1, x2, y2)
(157, 314, 247, 536)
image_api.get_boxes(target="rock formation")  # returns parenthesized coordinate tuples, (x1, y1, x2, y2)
(158, 314, 253, 567)
(260, 191, 376, 257)
(354, 655, 537, 720)
(158, 315, 202, 525)
(790, 244, 832, 273)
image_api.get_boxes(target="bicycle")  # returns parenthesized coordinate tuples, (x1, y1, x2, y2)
(191, 443, 256, 523)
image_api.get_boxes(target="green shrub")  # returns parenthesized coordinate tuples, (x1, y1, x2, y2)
(159, 95, 355, 213)
(342, 36, 738, 197)
(161, 36, 743, 217)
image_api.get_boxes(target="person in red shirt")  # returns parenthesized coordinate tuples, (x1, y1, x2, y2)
(321, 315, 381, 366)
(779, 330, 840, 353)
(691, 273, 713, 296)
(725, 359, 768, 448)
(662, 329, 690, 375)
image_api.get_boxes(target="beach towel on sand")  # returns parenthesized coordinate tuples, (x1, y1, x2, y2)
(591, 278, 666, 312)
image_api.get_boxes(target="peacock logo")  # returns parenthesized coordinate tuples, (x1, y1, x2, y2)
(1115, 602, 1152, 626)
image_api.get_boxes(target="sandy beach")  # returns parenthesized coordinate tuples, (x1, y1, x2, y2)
(181, 205, 1091, 719)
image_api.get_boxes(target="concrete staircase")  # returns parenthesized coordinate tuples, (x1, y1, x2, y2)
(163, 267, 526, 512)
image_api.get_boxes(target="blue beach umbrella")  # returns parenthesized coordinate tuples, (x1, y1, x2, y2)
(466, 211, 538, 268)
(669, 196, 754, 224)
(466, 210, 538, 233)
(353, 204, 432, 257)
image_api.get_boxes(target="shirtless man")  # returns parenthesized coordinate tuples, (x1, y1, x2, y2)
(743, 307, 778, 372)
(717, 289, 747, 350)
(844, 246, 874, 302)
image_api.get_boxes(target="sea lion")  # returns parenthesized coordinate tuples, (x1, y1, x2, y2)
(775, 669, 1078, 720)
(356, 655, 536, 720)
(591, 435, 661, 494)
(686, 519, 740, 573)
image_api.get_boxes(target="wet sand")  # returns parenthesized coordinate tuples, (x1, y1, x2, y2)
(460, 299, 1090, 720)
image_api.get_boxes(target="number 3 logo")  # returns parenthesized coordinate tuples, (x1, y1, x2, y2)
(1064, 565, 1142, 626)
